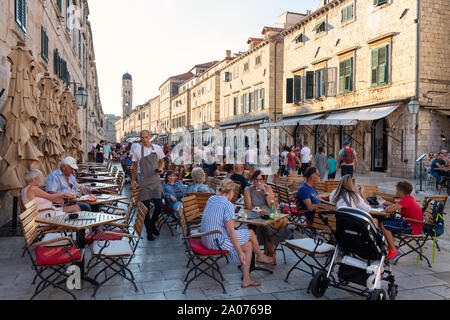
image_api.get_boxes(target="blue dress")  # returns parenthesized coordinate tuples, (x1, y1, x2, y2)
(201, 195, 250, 263)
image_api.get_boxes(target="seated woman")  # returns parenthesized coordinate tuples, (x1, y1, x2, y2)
(329, 175, 372, 213)
(201, 179, 274, 288)
(162, 170, 187, 214)
(378, 181, 423, 263)
(243, 170, 294, 265)
(185, 168, 215, 194)
(21, 169, 80, 218)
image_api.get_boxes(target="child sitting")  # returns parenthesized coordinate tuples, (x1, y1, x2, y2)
(378, 181, 423, 263)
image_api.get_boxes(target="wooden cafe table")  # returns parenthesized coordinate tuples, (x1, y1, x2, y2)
(79, 182, 119, 192)
(235, 207, 289, 274)
(75, 194, 128, 212)
(78, 176, 116, 183)
(36, 212, 124, 286)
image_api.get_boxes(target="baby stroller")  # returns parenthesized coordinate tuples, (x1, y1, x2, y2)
(309, 207, 398, 300)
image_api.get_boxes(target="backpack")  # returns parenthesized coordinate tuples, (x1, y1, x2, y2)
(422, 199, 445, 237)
(342, 148, 354, 165)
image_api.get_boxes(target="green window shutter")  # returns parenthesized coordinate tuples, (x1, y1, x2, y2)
(306, 71, 314, 99)
(348, 3, 354, 20)
(371, 48, 378, 85)
(339, 61, 345, 93)
(286, 78, 293, 104)
(377, 45, 388, 85)
(261, 88, 265, 109)
(349, 57, 353, 91)
(294, 75, 302, 103)
(57, 0, 62, 12)
(341, 8, 346, 23)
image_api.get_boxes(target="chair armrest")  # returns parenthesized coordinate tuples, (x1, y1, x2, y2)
(106, 222, 129, 228)
(32, 236, 76, 248)
(190, 230, 222, 239)
(41, 228, 67, 234)
(101, 205, 126, 211)
(102, 231, 136, 239)
(404, 218, 426, 225)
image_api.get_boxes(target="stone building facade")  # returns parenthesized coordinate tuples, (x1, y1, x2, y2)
(0, 0, 105, 227)
(149, 95, 160, 135)
(278, 0, 449, 178)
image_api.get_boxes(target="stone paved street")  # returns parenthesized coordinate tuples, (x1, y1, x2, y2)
(1, 178, 449, 300)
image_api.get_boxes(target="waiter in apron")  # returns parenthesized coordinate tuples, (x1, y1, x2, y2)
(131, 130, 165, 241)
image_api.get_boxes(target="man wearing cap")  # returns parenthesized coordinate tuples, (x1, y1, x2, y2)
(131, 130, 165, 241)
(46, 157, 92, 212)
(337, 141, 358, 177)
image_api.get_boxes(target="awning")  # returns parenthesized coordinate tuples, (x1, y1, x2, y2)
(326, 105, 399, 121)
(260, 105, 399, 128)
(240, 120, 264, 127)
(220, 125, 236, 130)
(260, 115, 321, 128)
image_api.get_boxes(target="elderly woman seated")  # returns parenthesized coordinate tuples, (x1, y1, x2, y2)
(201, 179, 274, 288)
(162, 170, 187, 213)
(243, 170, 294, 265)
(21, 169, 80, 218)
(185, 168, 215, 194)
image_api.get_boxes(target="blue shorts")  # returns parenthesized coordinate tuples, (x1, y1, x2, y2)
(382, 219, 413, 235)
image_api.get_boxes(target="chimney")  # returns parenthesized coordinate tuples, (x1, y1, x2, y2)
(306, 10, 311, 15)
(225, 50, 231, 59)
(247, 38, 263, 50)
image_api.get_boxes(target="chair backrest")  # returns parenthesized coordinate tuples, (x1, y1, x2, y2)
(278, 185, 292, 205)
(422, 202, 436, 226)
(326, 180, 340, 193)
(181, 196, 202, 224)
(185, 193, 215, 212)
(232, 182, 242, 203)
(133, 202, 149, 237)
(18, 200, 40, 247)
(312, 211, 337, 233)
(279, 176, 288, 187)
(315, 182, 327, 193)
(178, 203, 189, 238)
(116, 171, 125, 194)
(423, 196, 448, 208)
(112, 166, 118, 176)
(361, 185, 379, 197)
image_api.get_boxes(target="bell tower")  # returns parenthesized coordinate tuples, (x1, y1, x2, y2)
(122, 72, 133, 119)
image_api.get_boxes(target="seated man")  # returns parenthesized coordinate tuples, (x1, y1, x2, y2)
(230, 164, 250, 190)
(430, 152, 446, 188)
(297, 167, 323, 223)
(186, 168, 214, 194)
(379, 181, 423, 263)
(46, 157, 93, 212)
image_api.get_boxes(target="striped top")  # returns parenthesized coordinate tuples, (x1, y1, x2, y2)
(201, 195, 234, 246)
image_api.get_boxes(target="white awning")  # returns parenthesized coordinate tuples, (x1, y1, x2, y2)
(240, 120, 264, 127)
(220, 125, 237, 130)
(326, 105, 399, 121)
(260, 115, 322, 128)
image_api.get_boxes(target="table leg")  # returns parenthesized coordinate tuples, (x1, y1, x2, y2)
(75, 229, 100, 287)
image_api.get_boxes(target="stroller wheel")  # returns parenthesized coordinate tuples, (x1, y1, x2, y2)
(310, 271, 329, 298)
(368, 289, 387, 300)
(388, 284, 398, 300)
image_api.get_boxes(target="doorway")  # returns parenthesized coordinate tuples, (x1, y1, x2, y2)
(371, 119, 388, 172)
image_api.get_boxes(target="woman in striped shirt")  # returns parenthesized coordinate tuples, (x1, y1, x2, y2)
(201, 179, 274, 288)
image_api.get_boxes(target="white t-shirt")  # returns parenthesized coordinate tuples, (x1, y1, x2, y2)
(131, 144, 165, 163)
(246, 148, 258, 164)
(300, 146, 312, 163)
(329, 190, 372, 213)
(280, 151, 289, 165)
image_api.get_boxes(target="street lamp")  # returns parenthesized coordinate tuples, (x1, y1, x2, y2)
(407, 99, 420, 115)
(90, 112, 96, 123)
(75, 86, 88, 108)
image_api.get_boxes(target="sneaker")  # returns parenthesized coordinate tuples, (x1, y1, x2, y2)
(388, 250, 402, 263)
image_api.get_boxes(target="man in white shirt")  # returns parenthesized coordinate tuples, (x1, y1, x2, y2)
(131, 130, 165, 241)
(280, 146, 289, 176)
(299, 141, 312, 175)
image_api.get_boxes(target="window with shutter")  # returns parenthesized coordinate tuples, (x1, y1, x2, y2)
(15, 0, 27, 33)
(315, 69, 326, 99)
(234, 97, 238, 115)
(341, 3, 354, 23)
(371, 45, 389, 86)
(66, 0, 70, 34)
(305, 71, 315, 99)
(261, 88, 265, 110)
(248, 92, 253, 112)
(294, 75, 302, 103)
(286, 78, 294, 104)
(374, 0, 388, 6)
(294, 33, 303, 44)
(240, 95, 244, 114)
(41, 26, 49, 62)
(339, 58, 353, 93)
(57, 0, 62, 12)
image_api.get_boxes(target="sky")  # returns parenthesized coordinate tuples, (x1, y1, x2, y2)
(88, 0, 321, 117)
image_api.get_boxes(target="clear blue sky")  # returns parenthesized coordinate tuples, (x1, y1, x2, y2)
(88, 0, 320, 116)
